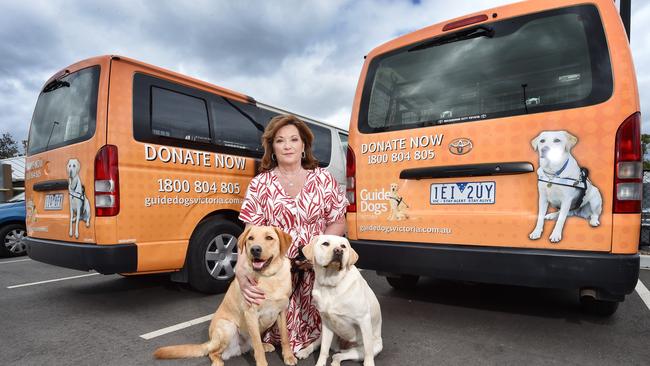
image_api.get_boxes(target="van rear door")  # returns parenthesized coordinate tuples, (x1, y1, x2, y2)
(353, 4, 621, 252)
(25, 58, 109, 244)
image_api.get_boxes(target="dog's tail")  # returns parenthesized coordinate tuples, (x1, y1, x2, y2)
(154, 341, 215, 359)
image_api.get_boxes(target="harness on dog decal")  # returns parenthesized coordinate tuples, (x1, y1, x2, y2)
(67, 158, 92, 238)
(529, 131, 602, 243)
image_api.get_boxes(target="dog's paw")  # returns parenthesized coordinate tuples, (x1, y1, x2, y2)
(283, 353, 298, 366)
(529, 230, 542, 240)
(549, 231, 562, 243)
(295, 345, 313, 360)
(263, 343, 275, 353)
(363, 359, 376, 366)
(544, 212, 559, 220)
(589, 217, 600, 227)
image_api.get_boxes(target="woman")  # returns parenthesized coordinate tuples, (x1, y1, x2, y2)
(236, 114, 347, 355)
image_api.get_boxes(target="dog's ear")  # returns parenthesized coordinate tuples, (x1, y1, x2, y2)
(302, 236, 318, 262)
(530, 133, 542, 151)
(346, 239, 359, 268)
(274, 227, 292, 256)
(237, 225, 252, 254)
(564, 131, 578, 151)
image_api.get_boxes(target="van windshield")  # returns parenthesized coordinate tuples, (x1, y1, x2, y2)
(359, 5, 612, 133)
(28, 66, 100, 155)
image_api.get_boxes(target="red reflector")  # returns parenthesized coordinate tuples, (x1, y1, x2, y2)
(613, 112, 641, 214)
(95, 145, 120, 216)
(443, 14, 488, 31)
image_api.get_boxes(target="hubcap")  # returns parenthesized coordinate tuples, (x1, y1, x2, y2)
(4, 229, 26, 255)
(204, 233, 238, 280)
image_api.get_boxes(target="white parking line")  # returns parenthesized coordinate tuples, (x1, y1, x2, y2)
(635, 279, 650, 311)
(140, 314, 213, 340)
(0, 258, 31, 265)
(7, 273, 100, 289)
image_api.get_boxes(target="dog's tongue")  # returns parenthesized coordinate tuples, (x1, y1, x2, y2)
(252, 260, 266, 270)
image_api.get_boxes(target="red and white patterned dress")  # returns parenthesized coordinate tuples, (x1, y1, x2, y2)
(239, 167, 348, 352)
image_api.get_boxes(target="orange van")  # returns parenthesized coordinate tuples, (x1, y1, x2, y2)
(346, 0, 640, 315)
(24, 56, 347, 293)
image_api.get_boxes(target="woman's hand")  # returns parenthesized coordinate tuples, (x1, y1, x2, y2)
(235, 258, 265, 306)
(293, 258, 313, 272)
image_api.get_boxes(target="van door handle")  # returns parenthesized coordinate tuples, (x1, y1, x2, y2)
(33, 179, 69, 192)
(400, 162, 534, 180)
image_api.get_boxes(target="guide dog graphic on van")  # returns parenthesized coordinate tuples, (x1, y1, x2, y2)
(529, 131, 602, 243)
(67, 158, 91, 238)
(387, 183, 409, 220)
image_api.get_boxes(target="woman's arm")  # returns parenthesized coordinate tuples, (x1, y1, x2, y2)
(323, 216, 346, 236)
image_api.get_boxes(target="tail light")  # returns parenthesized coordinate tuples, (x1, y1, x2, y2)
(95, 145, 120, 216)
(346, 146, 356, 212)
(613, 113, 642, 213)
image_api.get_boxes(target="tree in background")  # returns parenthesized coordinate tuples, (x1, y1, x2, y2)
(0, 133, 19, 159)
(643, 134, 650, 170)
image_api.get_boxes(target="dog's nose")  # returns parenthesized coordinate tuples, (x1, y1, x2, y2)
(333, 247, 343, 258)
(250, 245, 262, 258)
(541, 146, 550, 153)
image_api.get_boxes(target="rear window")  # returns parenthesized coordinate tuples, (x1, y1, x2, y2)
(28, 66, 100, 155)
(359, 5, 612, 133)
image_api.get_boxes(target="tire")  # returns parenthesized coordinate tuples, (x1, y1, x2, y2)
(386, 274, 419, 290)
(187, 218, 242, 293)
(0, 223, 27, 257)
(579, 296, 619, 317)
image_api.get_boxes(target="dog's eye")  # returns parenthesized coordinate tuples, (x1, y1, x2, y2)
(265, 236, 273, 241)
(247, 236, 254, 241)
(321, 242, 330, 246)
(540, 139, 545, 143)
(553, 138, 561, 143)
(341, 244, 347, 248)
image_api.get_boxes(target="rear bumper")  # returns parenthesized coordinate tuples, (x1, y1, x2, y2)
(351, 240, 639, 298)
(25, 237, 137, 274)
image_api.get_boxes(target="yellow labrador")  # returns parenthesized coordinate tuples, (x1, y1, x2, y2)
(154, 225, 297, 366)
(302, 235, 382, 366)
(529, 131, 602, 243)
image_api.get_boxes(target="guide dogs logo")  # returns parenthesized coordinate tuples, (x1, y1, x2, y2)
(449, 138, 473, 155)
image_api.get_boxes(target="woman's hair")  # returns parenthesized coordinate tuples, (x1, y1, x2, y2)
(259, 114, 318, 173)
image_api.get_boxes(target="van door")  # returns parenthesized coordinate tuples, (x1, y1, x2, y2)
(25, 59, 109, 244)
(353, 4, 616, 252)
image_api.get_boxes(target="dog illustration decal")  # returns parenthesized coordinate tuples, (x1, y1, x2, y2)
(387, 183, 409, 221)
(67, 158, 91, 238)
(529, 131, 602, 243)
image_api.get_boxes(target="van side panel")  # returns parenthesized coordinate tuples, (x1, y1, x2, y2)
(107, 59, 256, 272)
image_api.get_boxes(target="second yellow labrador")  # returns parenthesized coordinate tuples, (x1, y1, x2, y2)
(154, 225, 297, 366)
(302, 235, 383, 366)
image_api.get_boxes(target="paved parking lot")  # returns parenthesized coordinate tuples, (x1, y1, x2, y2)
(2, 257, 650, 366)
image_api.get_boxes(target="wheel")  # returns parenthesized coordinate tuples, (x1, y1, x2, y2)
(0, 223, 27, 257)
(187, 218, 242, 293)
(386, 274, 419, 290)
(579, 296, 619, 317)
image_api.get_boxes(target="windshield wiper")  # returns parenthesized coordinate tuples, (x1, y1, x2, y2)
(45, 121, 59, 150)
(42, 79, 70, 93)
(408, 25, 495, 52)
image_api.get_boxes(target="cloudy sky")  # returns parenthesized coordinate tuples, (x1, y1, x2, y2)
(1, 0, 648, 150)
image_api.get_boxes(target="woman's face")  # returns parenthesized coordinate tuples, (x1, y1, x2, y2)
(272, 124, 304, 167)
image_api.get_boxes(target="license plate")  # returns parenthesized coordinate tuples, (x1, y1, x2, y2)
(430, 181, 495, 204)
(44, 193, 64, 210)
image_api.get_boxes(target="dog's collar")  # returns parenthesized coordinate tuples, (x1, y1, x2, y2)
(542, 158, 570, 178)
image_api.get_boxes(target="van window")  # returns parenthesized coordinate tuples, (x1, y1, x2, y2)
(309, 123, 332, 165)
(27, 66, 100, 155)
(151, 87, 210, 141)
(359, 5, 612, 133)
(210, 97, 267, 154)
